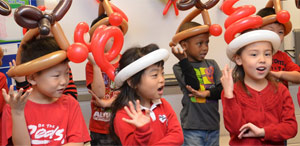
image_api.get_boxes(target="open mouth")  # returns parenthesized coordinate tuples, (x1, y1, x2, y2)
(158, 86, 164, 92)
(256, 67, 266, 71)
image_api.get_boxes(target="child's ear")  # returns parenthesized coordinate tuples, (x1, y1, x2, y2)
(180, 40, 188, 50)
(234, 55, 242, 65)
(126, 79, 135, 89)
(27, 74, 37, 85)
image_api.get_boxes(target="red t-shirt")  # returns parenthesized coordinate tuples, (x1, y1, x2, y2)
(114, 98, 184, 146)
(0, 73, 8, 145)
(1, 94, 90, 145)
(271, 50, 300, 87)
(85, 62, 115, 134)
(222, 82, 297, 145)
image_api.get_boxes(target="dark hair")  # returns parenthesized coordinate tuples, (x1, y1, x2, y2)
(90, 13, 108, 27)
(21, 37, 62, 64)
(109, 43, 164, 143)
(178, 21, 205, 43)
(233, 45, 277, 96)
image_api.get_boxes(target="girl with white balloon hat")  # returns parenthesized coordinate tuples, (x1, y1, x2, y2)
(220, 0, 297, 145)
(109, 44, 184, 145)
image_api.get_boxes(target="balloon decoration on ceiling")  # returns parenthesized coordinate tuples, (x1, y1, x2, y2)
(7, 0, 72, 77)
(163, 0, 179, 16)
(0, 0, 11, 16)
(73, 0, 128, 81)
(170, 0, 222, 47)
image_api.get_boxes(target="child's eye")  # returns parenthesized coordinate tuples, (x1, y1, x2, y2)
(265, 52, 271, 56)
(152, 74, 158, 77)
(52, 75, 59, 77)
(250, 53, 257, 56)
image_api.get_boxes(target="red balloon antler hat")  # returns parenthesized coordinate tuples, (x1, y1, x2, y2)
(221, 0, 280, 61)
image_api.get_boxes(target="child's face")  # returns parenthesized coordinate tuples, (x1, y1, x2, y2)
(235, 41, 273, 82)
(32, 62, 69, 99)
(136, 64, 165, 103)
(261, 23, 285, 42)
(183, 33, 209, 62)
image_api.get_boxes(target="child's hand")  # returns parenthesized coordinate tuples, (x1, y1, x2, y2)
(2, 85, 32, 114)
(122, 100, 150, 128)
(220, 64, 234, 98)
(238, 123, 265, 139)
(9, 59, 26, 83)
(171, 46, 187, 61)
(269, 71, 282, 80)
(89, 89, 119, 108)
(186, 85, 209, 98)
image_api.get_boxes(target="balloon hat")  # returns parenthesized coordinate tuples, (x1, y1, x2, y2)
(170, 0, 222, 47)
(221, 0, 280, 61)
(71, 0, 128, 81)
(260, 0, 292, 35)
(114, 48, 170, 88)
(7, 0, 72, 77)
(0, 0, 11, 16)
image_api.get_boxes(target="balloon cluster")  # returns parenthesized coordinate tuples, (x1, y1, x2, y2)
(177, 0, 220, 11)
(221, 0, 263, 44)
(0, 0, 11, 16)
(7, 0, 72, 77)
(69, 0, 128, 81)
(170, 1, 222, 47)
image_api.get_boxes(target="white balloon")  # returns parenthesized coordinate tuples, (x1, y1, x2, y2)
(227, 30, 281, 61)
(114, 48, 170, 88)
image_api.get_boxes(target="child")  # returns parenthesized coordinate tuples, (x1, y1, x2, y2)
(220, 29, 298, 145)
(85, 14, 121, 146)
(1, 37, 90, 145)
(172, 21, 223, 146)
(0, 47, 8, 145)
(257, 7, 300, 87)
(109, 44, 184, 145)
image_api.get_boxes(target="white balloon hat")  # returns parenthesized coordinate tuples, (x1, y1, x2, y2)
(226, 30, 281, 61)
(114, 48, 169, 88)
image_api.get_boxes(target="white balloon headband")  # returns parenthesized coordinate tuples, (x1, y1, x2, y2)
(227, 30, 280, 61)
(114, 48, 170, 88)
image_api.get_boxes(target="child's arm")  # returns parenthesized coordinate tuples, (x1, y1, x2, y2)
(262, 85, 297, 142)
(88, 89, 118, 108)
(62, 142, 84, 146)
(87, 54, 105, 98)
(185, 83, 223, 100)
(270, 70, 300, 84)
(172, 46, 200, 90)
(220, 65, 246, 135)
(2, 85, 32, 145)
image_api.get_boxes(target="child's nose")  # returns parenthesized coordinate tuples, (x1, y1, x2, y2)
(259, 55, 266, 63)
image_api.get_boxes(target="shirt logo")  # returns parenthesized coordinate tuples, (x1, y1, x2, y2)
(159, 115, 167, 123)
(28, 124, 65, 145)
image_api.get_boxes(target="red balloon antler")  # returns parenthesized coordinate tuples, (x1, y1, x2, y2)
(221, 0, 262, 44)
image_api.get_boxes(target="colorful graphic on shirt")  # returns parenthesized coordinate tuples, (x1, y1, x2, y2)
(190, 66, 215, 103)
(272, 59, 286, 71)
(28, 124, 65, 145)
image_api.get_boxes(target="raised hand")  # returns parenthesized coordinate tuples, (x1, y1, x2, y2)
(220, 64, 234, 98)
(238, 123, 265, 139)
(171, 46, 187, 61)
(89, 89, 119, 108)
(2, 85, 32, 114)
(122, 100, 151, 128)
(186, 85, 209, 98)
(9, 59, 26, 83)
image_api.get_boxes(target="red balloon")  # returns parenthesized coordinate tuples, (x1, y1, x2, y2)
(91, 26, 124, 81)
(277, 10, 290, 24)
(67, 43, 89, 63)
(224, 5, 256, 29)
(209, 24, 222, 36)
(110, 3, 128, 22)
(109, 12, 123, 26)
(74, 22, 91, 51)
(37, 5, 46, 11)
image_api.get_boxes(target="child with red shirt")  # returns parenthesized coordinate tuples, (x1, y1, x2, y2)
(1, 37, 90, 146)
(220, 29, 298, 145)
(109, 44, 184, 145)
(0, 47, 8, 145)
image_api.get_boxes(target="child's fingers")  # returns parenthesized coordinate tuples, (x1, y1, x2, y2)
(145, 109, 150, 117)
(20, 88, 32, 103)
(135, 100, 141, 113)
(238, 128, 249, 139)
(122, 117, 134, 125)
(124, 106, 134, 118)
(12, 59, 16, 66)
(128, 101, 137, 115)
(8, 85, 15, 100)
(2, 88, 10, 103)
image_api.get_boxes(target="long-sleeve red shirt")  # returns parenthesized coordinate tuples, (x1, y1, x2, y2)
(114, 98, 183, 146)
(222, 81, 297, 146)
